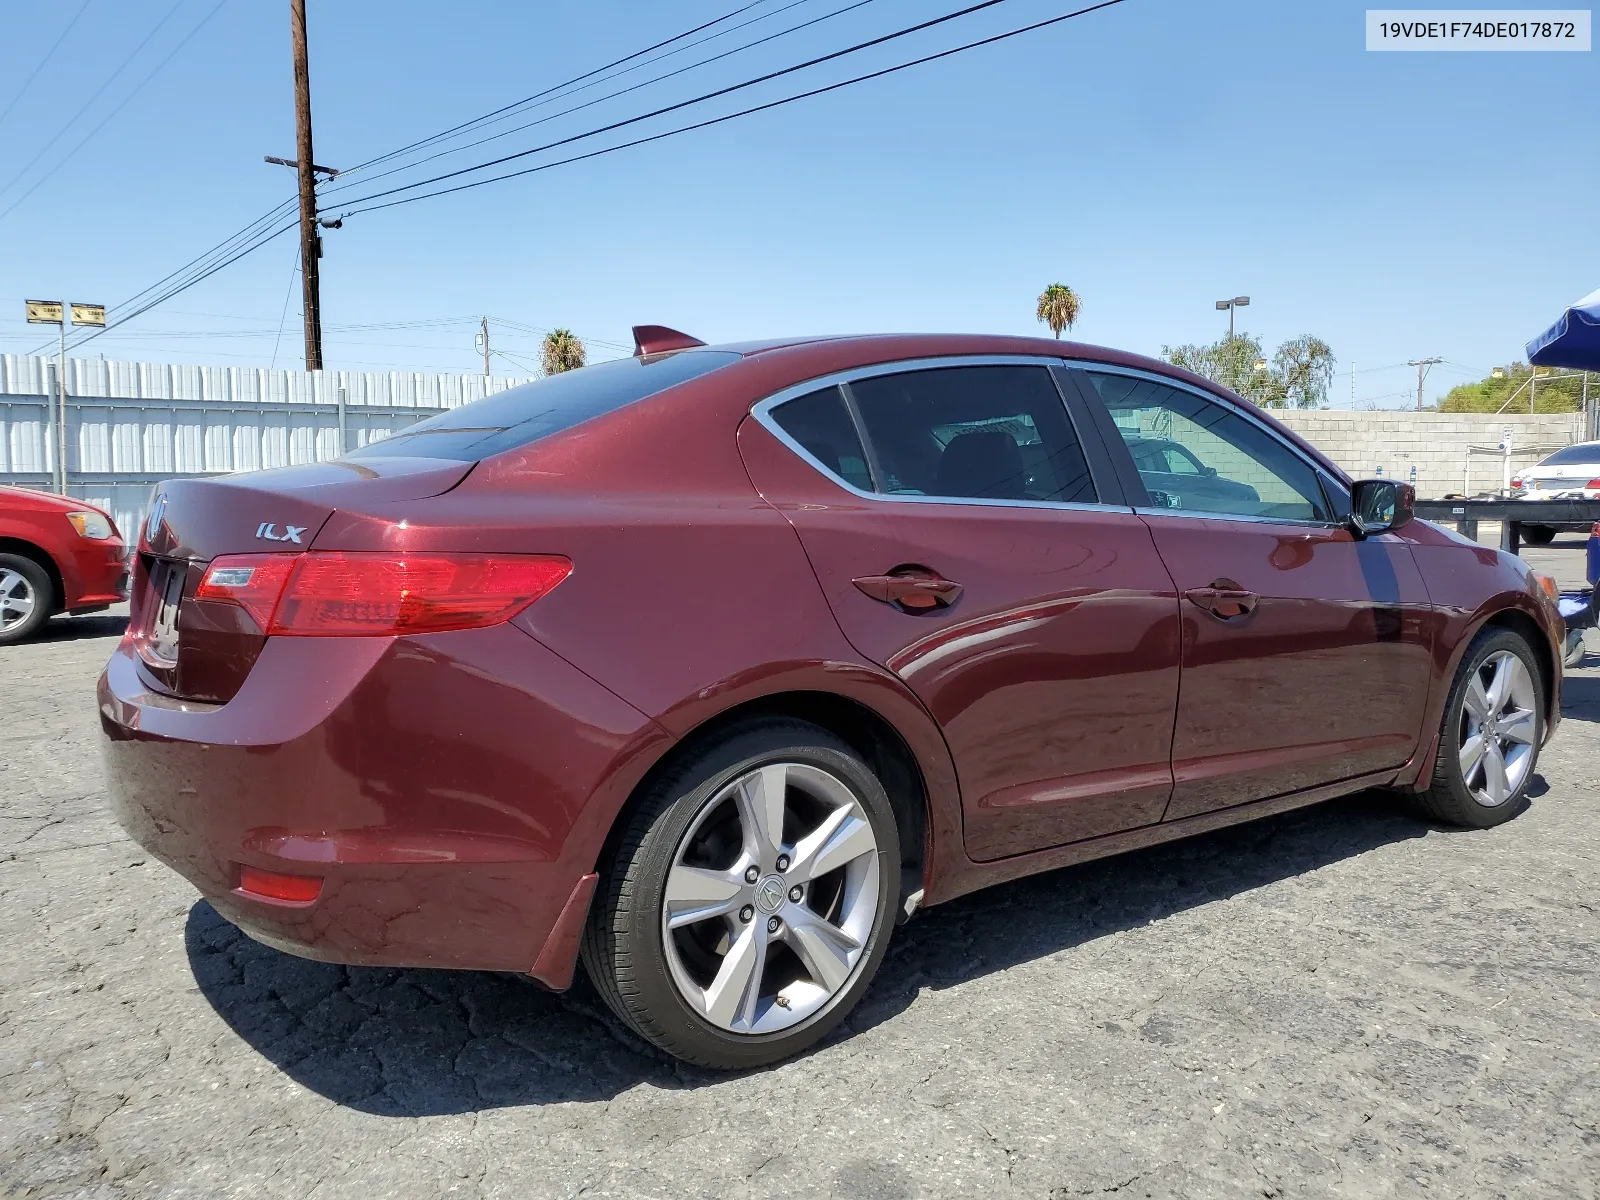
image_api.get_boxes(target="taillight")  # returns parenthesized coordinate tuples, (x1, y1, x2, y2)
(1585, 479, 1600, 490)
(196, 552, 571, 636)
(1511, 477, 1524, 489)
(195, 556, 298, 629)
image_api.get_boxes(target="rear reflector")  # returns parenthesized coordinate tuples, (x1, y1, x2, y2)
(238, 865, 322, 903)
(197, 552, 571, 636)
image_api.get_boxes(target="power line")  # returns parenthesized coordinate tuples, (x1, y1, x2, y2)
(268, 244, 301, 370)
(0, 0, 231, 224)
(36, 3, 792, 357)
(338, 0, 1127, 220)
(0, 0, 95, 130)
(331, 0, 1030, 214)
(24, 197, 297, 353)
(338, 0, 780, 180)
(320, 0, 879, 202)
(0, 0, 189, 204)
(42, 217, 298, 355)
(43, 0, 1127, 356)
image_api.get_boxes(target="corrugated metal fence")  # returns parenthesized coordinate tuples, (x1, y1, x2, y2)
(0, 354, 535, 538)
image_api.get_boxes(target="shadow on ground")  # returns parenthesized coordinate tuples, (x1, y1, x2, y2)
(189, 791, 1432, 1116)
(33, 613, 127, 643)
(1560, 671, 1600, 724)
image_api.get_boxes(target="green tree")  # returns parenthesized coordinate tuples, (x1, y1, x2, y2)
(541, 328, 586, 375)
(1162, 332, 1333, 409)
(1035, 283, 1081, 339)
(1273, 334, 1335, 409)
(1437, 362, 1586, 413)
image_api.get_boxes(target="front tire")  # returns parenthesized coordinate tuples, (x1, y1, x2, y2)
(0, 553, 52, 644)
(581, 718, 900, 1069)
(1415, 628, 1544, 828)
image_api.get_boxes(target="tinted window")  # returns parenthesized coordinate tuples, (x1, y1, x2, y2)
(348, 350, 740, 461)
(768, 386, 873, 491)
(1086, 371, 1331, 522)
(1539, 444, 1600, 466)
(848, 366, 1095, 504)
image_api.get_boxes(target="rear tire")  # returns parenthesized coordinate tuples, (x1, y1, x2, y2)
(1522, 525, 1557, 546)
(1414, 628, 1544, 829)
(0, 553, 52, 644)
(581, 718, 900, 1069)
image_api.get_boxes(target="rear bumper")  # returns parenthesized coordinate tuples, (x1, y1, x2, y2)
(98, 622, 670, 976)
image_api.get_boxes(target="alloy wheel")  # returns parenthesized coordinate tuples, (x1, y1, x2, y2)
(660, 761, 881, 1035)
(0, 567, 36, 634)
(1457, 649, 1538, 807)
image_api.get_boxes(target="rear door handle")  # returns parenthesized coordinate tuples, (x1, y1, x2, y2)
(853, 571, 963, 612)
(1184, 584, 1258, 619)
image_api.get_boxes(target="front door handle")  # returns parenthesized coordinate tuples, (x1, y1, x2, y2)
(1184, 582, 1259, 620)
(853, 570, 963, 612)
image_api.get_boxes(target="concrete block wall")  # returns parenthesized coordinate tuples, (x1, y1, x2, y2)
(1273, 411, 1586, 498)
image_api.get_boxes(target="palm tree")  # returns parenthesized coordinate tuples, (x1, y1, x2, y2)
(1035, 283, 1081, 339)
(541, 328, 586, 375)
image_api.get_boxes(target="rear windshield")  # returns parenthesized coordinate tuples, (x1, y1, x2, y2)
(1538, 444, 1600, 466)
(348, 350, 740, 461)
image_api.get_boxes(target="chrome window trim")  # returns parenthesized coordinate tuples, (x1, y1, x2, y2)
(1070, 360, 1346, 530)
(749, 355, 1128, 515)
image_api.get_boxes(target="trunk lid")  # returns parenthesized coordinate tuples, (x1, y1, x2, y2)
(132, 458, 472, 702)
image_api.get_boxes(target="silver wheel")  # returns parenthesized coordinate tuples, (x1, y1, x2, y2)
(1458, 649, 1538, 807)
(661, 761, 881, 1035)
(0, 566, 37, 634)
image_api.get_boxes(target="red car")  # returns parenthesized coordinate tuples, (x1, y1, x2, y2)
(1, 484, 128, 643)
(101, 330, 1563, 1068)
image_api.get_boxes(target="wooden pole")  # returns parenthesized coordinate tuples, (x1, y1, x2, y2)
(290, 0, 323, 370)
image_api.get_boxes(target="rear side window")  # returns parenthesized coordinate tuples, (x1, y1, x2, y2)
(348, 350, 740, 461)
(1539, 444, 1600, 466)
(768, 386, 873, 491)
(847, 365, 1095, 504)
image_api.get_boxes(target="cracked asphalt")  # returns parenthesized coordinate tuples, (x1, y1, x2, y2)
(4, 573, 1599, 1198)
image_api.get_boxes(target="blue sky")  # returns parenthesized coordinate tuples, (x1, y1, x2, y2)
(0, 0, 1593, 405)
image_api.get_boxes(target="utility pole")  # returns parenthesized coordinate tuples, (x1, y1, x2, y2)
(480, 316, 492, 377)
(1408, 357, 1442, 410)
(290, 0, 323, 370)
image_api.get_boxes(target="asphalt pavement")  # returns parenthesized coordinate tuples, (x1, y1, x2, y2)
(3, 540, 1598, 1198)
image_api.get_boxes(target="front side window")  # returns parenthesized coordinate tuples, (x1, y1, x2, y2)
(1085, 371, 1331, 522)
(847, 365, 1095, 504)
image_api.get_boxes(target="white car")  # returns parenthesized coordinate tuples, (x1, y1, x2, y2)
(1510, 440, 1600, 543)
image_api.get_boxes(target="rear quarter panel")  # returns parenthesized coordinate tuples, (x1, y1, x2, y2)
(309, 354, 970, 901)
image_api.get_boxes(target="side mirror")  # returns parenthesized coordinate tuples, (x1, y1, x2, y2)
(1348, 478, 1414, 538)
(1203, 466, 1219, 477)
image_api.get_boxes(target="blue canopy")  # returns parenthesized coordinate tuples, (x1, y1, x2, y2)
(1527, 288, 1600, 370)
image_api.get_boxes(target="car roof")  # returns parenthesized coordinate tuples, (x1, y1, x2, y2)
(680, 332, 1349, 485)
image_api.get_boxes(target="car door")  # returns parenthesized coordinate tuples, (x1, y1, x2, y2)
(1071, 365, 1435, 821)
(736, 357, 1182, 862)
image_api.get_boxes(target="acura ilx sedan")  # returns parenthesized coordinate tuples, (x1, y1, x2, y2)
(101, 328, 1563, 1068)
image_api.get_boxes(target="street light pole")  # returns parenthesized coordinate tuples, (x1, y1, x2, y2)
(1215, 295, 1250, 340)
(57, 318, 67, 495)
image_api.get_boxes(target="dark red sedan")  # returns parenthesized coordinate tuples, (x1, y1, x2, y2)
(1, 484, 128, 643)
(101, 330, 1563, 1068)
